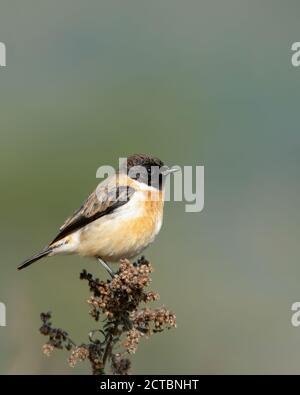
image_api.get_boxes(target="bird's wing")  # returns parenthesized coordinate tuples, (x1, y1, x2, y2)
(50, 176, 135, 245)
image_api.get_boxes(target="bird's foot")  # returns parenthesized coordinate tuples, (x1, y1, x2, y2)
(97, 257, 115, 278)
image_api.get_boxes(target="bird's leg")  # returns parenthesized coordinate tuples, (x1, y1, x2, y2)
(97, 257, 115, 278)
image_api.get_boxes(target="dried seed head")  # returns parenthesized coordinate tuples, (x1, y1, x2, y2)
(40, 258, 176, 375)
(123, 328, 142, 354)
(111, 353, 131, 375)
(42, 343, 54, 357)
(68, 346, 89, 367)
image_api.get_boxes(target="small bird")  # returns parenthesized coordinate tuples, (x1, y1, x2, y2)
(18, 154, 178, 276)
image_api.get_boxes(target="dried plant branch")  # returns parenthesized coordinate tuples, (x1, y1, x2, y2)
(39, 257, 176, 375)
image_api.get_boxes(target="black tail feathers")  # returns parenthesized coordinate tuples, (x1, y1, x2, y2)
(18, 247, 52, 270)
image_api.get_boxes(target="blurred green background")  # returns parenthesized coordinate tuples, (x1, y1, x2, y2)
(1, 0, 300, 374)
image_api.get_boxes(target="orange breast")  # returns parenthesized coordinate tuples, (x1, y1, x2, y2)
(76, 188, 164, 261)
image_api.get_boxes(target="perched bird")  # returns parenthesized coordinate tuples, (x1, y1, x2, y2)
(18, 154, 178, 276)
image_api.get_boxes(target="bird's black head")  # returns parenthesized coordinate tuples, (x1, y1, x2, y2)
(127, 153, 164, 171)
(121, 154, 167, 190)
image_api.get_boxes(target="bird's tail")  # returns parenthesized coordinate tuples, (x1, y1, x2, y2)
(18, 247, 52, 270)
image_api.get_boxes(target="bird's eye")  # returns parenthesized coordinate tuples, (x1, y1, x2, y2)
(147, 167, 152, 173)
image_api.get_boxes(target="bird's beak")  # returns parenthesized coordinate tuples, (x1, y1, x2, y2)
(161, 166, 180, 176)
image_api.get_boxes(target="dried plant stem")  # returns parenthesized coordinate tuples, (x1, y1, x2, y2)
(39, 257, 176, 374)
(102, 321, 118, 368)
